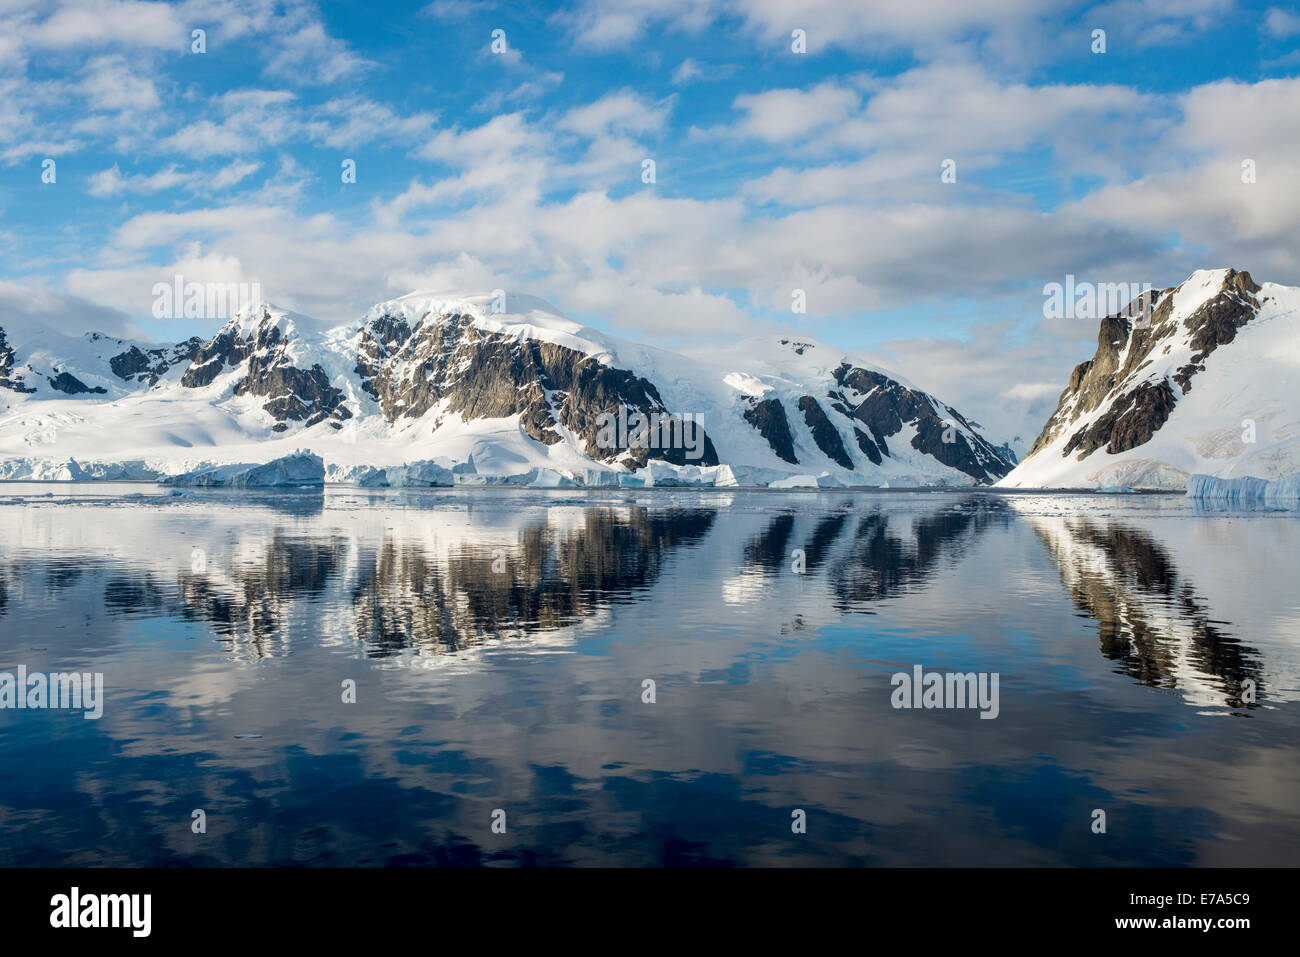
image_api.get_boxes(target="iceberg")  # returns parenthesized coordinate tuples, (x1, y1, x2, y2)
(527, 467, 579, 487)
(769, 474, 819, 489)
(582, 469, 621, 487)
(1185, 473, 1300, 506)
(386, 461, 455, 487)
(640, 461, 714, 487)
(335, 461, 454, 487)
(160, 451, 325, 488)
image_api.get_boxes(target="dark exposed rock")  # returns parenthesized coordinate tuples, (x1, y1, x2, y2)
(829, 363, 1014, 482)
(1032, 269, 1261, 462)
(46, 371, 106, 395)
(181, 310, 351, 428)
(993, 442, 1019, 465)
(235, 352, 349, 425)
(1173, 270, 1261, 393)
(1062, 380, 1177, 457)
(0, 327, 36, 393)
(110, 338, 204, 387)
(6, 300, 1014, 482)
(852, 427, 883, 465)
(797, 395, 853, 469)
(742, 397, 798, 464)
(181, 328, 254, 388)
(355, 311, 718, 468)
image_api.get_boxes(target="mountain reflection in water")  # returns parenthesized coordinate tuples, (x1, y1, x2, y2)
(0, 486, 1297, 866)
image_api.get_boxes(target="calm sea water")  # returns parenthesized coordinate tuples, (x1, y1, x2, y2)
(1, 484, 1297, 866)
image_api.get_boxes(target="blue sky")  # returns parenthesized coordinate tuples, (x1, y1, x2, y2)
(1, 0, 1298, 445)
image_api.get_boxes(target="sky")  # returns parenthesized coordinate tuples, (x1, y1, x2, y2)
(1, 0, 1298, 448)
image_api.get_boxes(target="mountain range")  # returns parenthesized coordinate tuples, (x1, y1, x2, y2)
(1, 267, 1294, 489)
(0, 291, 1013, 486)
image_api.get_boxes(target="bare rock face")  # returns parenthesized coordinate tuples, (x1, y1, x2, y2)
(0, 328, 36, 394)
(1030, 269, 1261, 461)
(355, 310, 719, 466)
(798, 395, 854, 470)
(182, 309, 352, 430)
(742, 397, 799, 464)
(825, 363, 1014, 482)
(46, 371, 106, 395)
(110, 338, 204, 387)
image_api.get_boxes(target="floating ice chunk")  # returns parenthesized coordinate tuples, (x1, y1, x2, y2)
(160, 450, 325, 488)
(641, 461, 707, 486)
(712, 464, 741, 487)
(528, 467, 579, 487)
(764, 475, 816, 488)
(388, 460, 455, 487)
(1185, 473, 1271, 502)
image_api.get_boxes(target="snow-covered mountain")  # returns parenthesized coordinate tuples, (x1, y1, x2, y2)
(0, 291, 1014, 485)
(1000, 268, 1300, 489)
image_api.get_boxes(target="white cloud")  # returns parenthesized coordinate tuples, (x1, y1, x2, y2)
(1086, 0, 1235, 48)
(81, 55, 161, 112)
(265, 17, 371, 85)
(672, 58, 703, 85)
(159, 90, 298, 158)
(25, 0, 184, 50)
(562, 0, 720, 50)
(1264, 6, 1300, 37)
(732, 83, 859, 142)
(0, 280, 142, 338)
(559, 90, 671, 137)
(88, 164, 189, 196)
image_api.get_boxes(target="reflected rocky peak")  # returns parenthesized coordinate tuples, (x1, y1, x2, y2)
(353, 506, 717, 657)
(1027, 515, 1265, 710)
(740, 497, 1013, 611)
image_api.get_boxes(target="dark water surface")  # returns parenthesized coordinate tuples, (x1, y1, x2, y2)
(1, 484, 1297, 866)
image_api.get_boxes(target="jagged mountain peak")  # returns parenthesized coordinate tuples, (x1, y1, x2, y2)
(1001, 266, 1299, 489)
(217, 301, 312, 341)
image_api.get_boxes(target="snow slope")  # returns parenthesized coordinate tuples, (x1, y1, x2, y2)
(1000, 268, 1300, 489)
